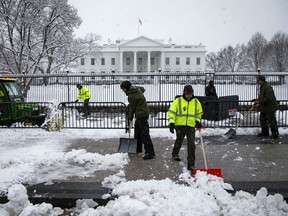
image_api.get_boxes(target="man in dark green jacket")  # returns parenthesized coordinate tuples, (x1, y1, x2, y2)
(252, 75, 279, 138)
(120, 81, 155, 159)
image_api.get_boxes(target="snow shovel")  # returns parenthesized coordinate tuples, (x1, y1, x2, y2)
(223, 106, 254, 139)
(117, 123, 137, 154)
(193, 130, 222, 178)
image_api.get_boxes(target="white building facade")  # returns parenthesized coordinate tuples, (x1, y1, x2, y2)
(76, 36, 206, 73)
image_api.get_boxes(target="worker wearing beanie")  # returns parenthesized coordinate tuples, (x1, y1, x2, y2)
(167, 85, 203, 173)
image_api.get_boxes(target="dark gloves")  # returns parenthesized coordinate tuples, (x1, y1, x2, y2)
(195, 121, 202, 131)
(251, 99, 256, 102)
(75, 99, 79, 103)
(169, 123, 175, 134)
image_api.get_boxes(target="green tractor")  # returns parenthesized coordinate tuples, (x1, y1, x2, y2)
(0, 77, 46, 127)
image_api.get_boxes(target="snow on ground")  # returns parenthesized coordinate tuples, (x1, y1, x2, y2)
(0, 128, 288, 215)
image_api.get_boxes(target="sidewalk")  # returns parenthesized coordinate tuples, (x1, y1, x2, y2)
(67, 134, 288, 183)
(1, 134, 287, 209)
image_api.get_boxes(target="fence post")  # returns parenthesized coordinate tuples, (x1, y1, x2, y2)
(256, 68, 261, 98)
(158, 69, 162, 101)
(67, 71, 70, 102)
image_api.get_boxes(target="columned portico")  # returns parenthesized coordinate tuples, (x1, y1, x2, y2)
(118, 36, 166, 73)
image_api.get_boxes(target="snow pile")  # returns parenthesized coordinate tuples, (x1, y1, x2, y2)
(0, 148, 129, 193)
(0, 184, 63, 216)
(79, 171, 288, 216)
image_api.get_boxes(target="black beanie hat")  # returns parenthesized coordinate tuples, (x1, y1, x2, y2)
(120, 80, 132, 90)
(257, 75, 266, 81)
(183, 85, 194, 95)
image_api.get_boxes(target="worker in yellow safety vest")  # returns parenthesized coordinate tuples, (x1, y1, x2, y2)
(167, 84, 203, 173)
(75, 83, 91, 117)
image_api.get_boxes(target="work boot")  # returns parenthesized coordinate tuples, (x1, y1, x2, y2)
(257, 132, 269, 137)
(271, 132, 279, 139)
(143, 153, 155, 160)
(172, 154, 181, 161)
(187, 166, 195, 175)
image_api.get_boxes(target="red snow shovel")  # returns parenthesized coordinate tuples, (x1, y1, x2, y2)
(193, 130, 222, 178)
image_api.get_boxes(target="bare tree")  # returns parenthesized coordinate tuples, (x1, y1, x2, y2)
(246, 32, 268, 71)
(265, 31, 288, 84)
(267, 31, 288, 72)
(206, 52, 226, 72)
(218, 44, 247, 72)
(0, 0, 101, 96)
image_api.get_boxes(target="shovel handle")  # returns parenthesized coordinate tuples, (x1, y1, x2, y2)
(235, 106, 254, 130)
(199, 131, 208, 169)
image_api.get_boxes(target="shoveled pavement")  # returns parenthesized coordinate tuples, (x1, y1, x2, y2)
(1, 134, 287, 209)
(67, 134, 288, 183)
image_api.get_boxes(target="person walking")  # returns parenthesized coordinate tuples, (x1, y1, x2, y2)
(168, 85, 203, 172)
(120, 80, 155, 160)
(252, 75, 279, 138)
(205, 80, 218, 98)
(75, 83, 91, 117)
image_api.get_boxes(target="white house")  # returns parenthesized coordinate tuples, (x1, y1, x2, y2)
(76, 35, 206, 73)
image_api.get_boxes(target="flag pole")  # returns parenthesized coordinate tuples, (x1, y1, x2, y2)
(138, 18, 142, 36)
(138, 20, 139, 36)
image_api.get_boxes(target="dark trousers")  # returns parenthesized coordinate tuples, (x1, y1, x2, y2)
(172, 126, 196, 168)
(84, 99, 90, 115)
(260, 112, 278, 135)
(134, 116, 155, 154)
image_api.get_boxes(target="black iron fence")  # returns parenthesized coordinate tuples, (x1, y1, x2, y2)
(2, 100, 287, 129)
(1, 72, 288, 129)
(1, 72, 288, 103)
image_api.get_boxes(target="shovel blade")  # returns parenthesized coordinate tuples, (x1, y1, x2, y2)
(223, 128, 236, 139)
(193, 168, 223, 178)
(118, 138, 137, 153)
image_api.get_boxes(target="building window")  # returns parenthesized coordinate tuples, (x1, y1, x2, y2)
(186, 57, 190, 65)
(101, 58, 105, 65)
(165, 57, 170, 65)
(196, 57, 201, 65)
(91, 58, 95, 65)
(80, 58, 85, 65)
(138, 58, 142, 65)
(126, 58, 130, 65)
(151, 58, 155, 65)
(176, 57, 180, 65)
(111, 58, 115, 65)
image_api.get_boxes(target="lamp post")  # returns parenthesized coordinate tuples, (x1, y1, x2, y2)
(158, 68, 162, 100)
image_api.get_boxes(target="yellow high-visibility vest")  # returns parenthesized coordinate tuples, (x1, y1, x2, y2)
(168, 97, 203, 127)
(77, 86, 90, 101)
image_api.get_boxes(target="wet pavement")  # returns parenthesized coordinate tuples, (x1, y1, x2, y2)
(67, 134, 288, 183)
(1, 133, 287, 210)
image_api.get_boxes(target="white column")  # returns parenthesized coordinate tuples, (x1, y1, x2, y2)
(134, 51, 137, 72)
(119, 51, 123, 73)
(147, 51, 151, 72)
(161, 51, 165, 72)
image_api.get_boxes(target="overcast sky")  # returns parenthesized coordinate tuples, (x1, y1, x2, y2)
(68, 0, 288, 52)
